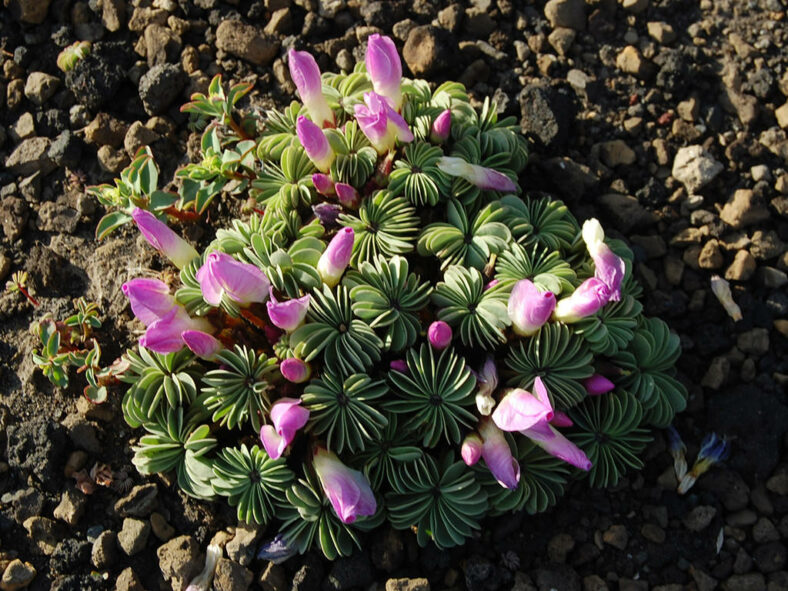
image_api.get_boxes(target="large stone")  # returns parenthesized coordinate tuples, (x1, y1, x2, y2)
(139, 64, 187, 115)
(118, 518, 150, 556)
(144, 24, 182, 67)
(91, 531, 118, 569)
(226, 522, 264, 566)
(616, 46, 653, 79)
(157, 536, 203, 591)
(114, 484, 158, 518)
(403, 26, 448, 77)
(4, 0, 51, 23)
(598, 139, 636, 167)
(724, 250, 756, 281)
(385, 579, 430, 591)
(85, 113, 128, 147)
(544, 0, 586, 30)
(115, 567, 144, 591)
(720, 189, 770, 229)
(23, 72, 60, 106)
(776, 102, 788, 129)
(1, 559, 36, 591)
(100, 0, 126, 31)
(597, 193, 657, 232)
(23, 517, 63, 555)
(216, 20, 279, 66)
(518, 83, 576, 150)
(5, 137, 55, 176)
(53, 489, 87, 526)
(214, 559, 253, 591)
(672, 145, 723, 192)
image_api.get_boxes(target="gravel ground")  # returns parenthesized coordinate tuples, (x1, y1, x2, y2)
(0, 0, 787, 590)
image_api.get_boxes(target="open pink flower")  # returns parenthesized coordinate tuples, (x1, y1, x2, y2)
(297, 116, 334, 172)
(313, 448, 377, 524)
(138, 307, 211, 354)
(132, 208, 198, 269)
(354, 91, 413, 154)
(582, 219, 626, 302)
(435, 156, 518, 193)
(288, 50, 334, 127)
(317, 227, 354, 288)
(521, 420, 592, 471)
(365, 34, 402, 110)
(553, 278, 611, 323)
(507, 279, 555, 336)
(260, 398, 310, 460)
(266, 289, 310, 332)
(121, 278, 177, 326)
(479, 418, 520, 490)
(196, 252, 270, 307)
(492, 377, 554, 432)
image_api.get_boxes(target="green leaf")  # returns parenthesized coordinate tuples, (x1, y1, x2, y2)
(95, 211, 133, 240)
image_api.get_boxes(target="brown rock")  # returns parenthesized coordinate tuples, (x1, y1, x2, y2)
(1, 559, 36, 591)
(544, 0, 586, 30)
(157, 536, 203, 591)
(264, 8, 292, 35)
(776, 103, 788, 130)
(724, 250, 757, 281)
(4, 0, 51, 24)
(647, 21, 676, 44)
(403, 26, 445, 77)
(144, 24, 182, 67)
(5, 137, 54, 176)
(23, 72, 60, 106)
(100, 0, 125, 32)
(616, 46, 653, 79)
(216, 20, 279, 66)
(115, 567, 144, 591)
(598, 139, 636, 167)
(124, 121, 159, 157)
(214, 558, 253, 591)
(720, 190, 769, 229)
(385, 579, 431, 591)
(97, 145, 130, 174)
(85, 113, 129, 148)
(602, 524, 629, 550)
(597, 193, 656, 232)
(698, 240, 724, 270)
(547, 27, 576, 56)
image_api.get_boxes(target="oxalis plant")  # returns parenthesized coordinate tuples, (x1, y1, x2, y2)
(90, 36, 692, 559)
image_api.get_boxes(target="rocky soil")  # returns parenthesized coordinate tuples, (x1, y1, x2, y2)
(1, 0, 787, 590)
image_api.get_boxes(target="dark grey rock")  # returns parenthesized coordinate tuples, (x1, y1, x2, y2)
(518, 83, 577, 150)
(139, 64, 187, 115)
(6, 419, 67, 492)
(325, 552, 375, 591)
(48, 130, 83, 168)
(49, 539, 91, 574)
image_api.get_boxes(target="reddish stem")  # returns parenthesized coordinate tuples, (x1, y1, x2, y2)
(18, 286, 39, 307)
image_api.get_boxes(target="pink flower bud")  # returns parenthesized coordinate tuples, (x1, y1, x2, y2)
(507, 279, 555, 337)
(550, 410, 574, 428)
(317, 227, 354, 288)
(435, 156, 518, 193)
(430, 109, 452, 143)
(553, 278, 611, 323)
(312, 173, 335, 196)
(181, 330, 222, 361)
(521, 420, 592, 471)
(196, 252, 270, 307)
(297, 116, 335, 173)
(484, 279, 499, 291)
(266, 289, 310, 332)
(334, 183, 360, 209)
(313, 447, 377, 524)
(461, 433, 483, 466)
(365, 34, 402, 110)
(132, 208, 198, 269)
(260, 398, 310, 460)
(427, 320, 452, 350)
(288, 50, 334, 127)
(479, 418, 520, 490)
(584, 374, 615, 396)
(354, 91, 413, 154)
(492, 377, 554, 432)
(389, 359, 409, 373)
(279, 358, 311, 384)
(121, 278, 176, 326)
(582, 219, 626, 302)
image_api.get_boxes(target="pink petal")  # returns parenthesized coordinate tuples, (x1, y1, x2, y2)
(132, 208, 198, 269)
(479, 419, 520, 490)
(522, 421, 592, 471)
(121, 278, 176, 326)
(139, 307, 192, 353)
(266, 289, 310, 332)
(491, 388, 554, 432)
(181, 330, 222, 360)
(260, 425, 286, 460)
